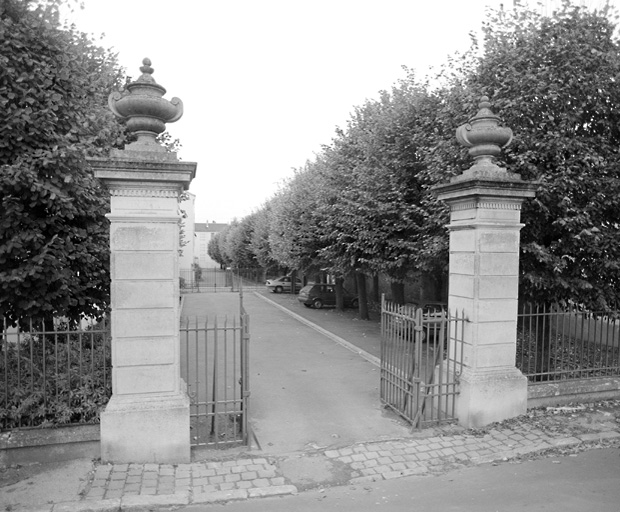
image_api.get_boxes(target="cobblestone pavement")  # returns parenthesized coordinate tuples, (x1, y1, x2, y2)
(70, 419, 620, 511)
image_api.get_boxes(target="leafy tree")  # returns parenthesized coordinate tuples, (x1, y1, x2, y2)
(269, 164, 330, 275)
(207, 233, 229, 268)
(249, 203, 279, 270)
(0, 0, 130, 325)
(318, 78, 450, 306)
(466, 1, 620, 311)
(225, 217, 260, 269)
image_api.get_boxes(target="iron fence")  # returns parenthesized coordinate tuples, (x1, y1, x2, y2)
(380, 297, 466, 429)
(1, 317, 111, 430)
(180, 268, 233, 293)
(180, 302, 250, 448)
(517, 303, 620, 382)
(180, 268, 266, 293)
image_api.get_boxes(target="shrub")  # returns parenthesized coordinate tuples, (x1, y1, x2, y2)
(0, 323, 112, 429)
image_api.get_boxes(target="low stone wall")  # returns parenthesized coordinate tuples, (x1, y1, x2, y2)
(528, 376, 620, 408)
(0, 424, 100, 467)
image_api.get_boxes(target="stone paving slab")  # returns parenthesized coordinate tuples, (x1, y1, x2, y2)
(41, 425, 616, 511)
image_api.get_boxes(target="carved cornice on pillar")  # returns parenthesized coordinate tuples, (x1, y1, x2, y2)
(450, 201, 523, 211)
(89, 157, 196, 192)
(108, 189, 180, 198)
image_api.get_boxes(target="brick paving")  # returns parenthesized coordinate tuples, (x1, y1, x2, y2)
(77, 425, 620, 509)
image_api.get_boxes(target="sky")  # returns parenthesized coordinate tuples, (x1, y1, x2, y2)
(63, 0, 613, 224)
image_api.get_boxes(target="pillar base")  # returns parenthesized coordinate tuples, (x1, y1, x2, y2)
(100, 392, 190, 463)
(456, 367, 527, 428)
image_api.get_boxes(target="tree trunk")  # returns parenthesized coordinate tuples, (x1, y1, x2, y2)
(290, 269, 298, 294)
(335, 277, 345, 311)
(371, 274, 380, 303)
(390, 281, 405, 305)
(356, 272, 369, 320)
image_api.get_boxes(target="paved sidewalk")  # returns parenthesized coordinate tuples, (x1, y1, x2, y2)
(54, 423, 620, 510)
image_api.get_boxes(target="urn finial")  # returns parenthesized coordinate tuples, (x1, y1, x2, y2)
(455, 96, 513, 179)
(108, 58, 183, 155)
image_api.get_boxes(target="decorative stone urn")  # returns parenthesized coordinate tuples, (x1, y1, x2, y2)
(108, 58, 183, 157)
(89, 59, 197, 463)
(433, 96, 537, 428)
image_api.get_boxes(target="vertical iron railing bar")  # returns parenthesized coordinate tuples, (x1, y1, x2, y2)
(532, 303, 539, 379)
(553, 304, 561, 380)
(16, 321, 22, 426)
(78, 322, 83, 393)
(224, 315, 230, 444)
(29, 318, 35, 420)
(578, 308, 587, 379)
(54, 322, 60, 410)
(244, 312, 250, 444)
(89, 325, 95, 391)
(380, 295, 386, 404)
(42, 320, 47, 413)
(600, 312, 609, 369)
(233, 314, 239, 438)
(196, 316, 202, 442)
(2, 318, 7, 418)
(212, 316, 219, 443)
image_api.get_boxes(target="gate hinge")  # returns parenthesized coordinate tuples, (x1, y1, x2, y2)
(242, 391, 251, 398)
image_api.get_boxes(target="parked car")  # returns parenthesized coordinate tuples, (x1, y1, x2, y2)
(297, 283, 359, 309)
(394, 302, 448, 344)
(265, 275, 303, 293)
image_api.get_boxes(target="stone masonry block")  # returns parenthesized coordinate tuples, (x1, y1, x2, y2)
(449, 274, 475, 299)
(478, 276, 518, 299)
(476, 298, 518, 323)
(113, 253, 175, 280)
(114, 281, 175, 309)
(449, 253, 475, 276)
(114, 337, 176, 367)
(114, 309, 177, 338)
(478, 230, 520, 253)
(450, 229, 476, 252)
(111, 224, 176, 251)
(110, 195, 179, 216)
(115, 364, 177, 395)
(478, 253, 519, 276)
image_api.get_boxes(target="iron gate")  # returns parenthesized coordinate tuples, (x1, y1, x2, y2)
(180, 296, 250, 448)
(380, 296, 466, 428)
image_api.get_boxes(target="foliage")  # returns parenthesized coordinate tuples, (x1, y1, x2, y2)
(249, 204, 279, 270)
(466, 1, 620, 309)
(0, 0, 130, 324)
(225, 217, 260, 269)
(268, 163, 331, 274)
(317, 78, 448, 285)
(207, 231, 229, 267)
(0, 321, 112, 429)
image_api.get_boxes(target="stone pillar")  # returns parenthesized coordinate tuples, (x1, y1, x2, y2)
(433, 97, 537, 428)
(89, 59, 197, 463)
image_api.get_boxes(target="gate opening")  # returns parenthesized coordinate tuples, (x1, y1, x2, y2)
(180, 292, 250, 448)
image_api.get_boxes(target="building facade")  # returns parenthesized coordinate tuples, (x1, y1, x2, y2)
(194, 221, 228, 268)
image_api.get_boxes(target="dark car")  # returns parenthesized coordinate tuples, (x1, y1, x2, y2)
(297, 283, 359, 309)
